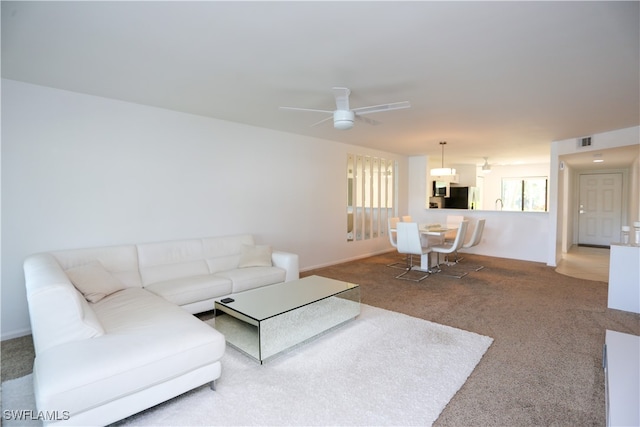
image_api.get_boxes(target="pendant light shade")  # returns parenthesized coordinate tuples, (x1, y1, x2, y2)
(430, 141, 456, 176)
(431, 167, 457, 176)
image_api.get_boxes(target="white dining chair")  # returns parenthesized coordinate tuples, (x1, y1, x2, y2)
(456, 219, 486, 271)
(387, 217, 406, 269)
(395, 222, 431, 282)
(431, 220, 469, 278)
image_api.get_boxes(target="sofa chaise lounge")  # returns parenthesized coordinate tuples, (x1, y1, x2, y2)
(23, 234, 299, 426)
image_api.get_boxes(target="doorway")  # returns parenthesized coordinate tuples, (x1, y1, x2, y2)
(578, 173, 623, 247)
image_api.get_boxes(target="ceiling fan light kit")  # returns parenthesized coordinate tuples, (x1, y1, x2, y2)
(333, 110, 355, 130)
(481, 157, 492, 173)
(280, 87, 410, 131)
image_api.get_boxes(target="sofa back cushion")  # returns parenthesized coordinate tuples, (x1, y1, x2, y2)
(51, 245, 141, 288)
(137, 239, 209, 285)
(202, 234, 255, 273)
(24, 254, 105, 354)
(66, 261, 128, 303)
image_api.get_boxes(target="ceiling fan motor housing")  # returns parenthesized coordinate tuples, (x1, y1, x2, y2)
(333, 110, 355, 130)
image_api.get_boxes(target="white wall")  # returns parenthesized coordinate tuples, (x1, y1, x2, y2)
(1, 79, 408, 339)
(628, 155, 640, 226)
(408, 155, 428, 215)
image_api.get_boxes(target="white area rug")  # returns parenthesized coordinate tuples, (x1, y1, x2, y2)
(2, 305, 492, 426)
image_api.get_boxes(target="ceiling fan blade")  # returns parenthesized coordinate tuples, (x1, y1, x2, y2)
(310, 115, 334, 127)
(279, 106, 334, 114)
(352, 101, 411, 116)
(355, 114, 381, 126)
(332, 87, 351, 111)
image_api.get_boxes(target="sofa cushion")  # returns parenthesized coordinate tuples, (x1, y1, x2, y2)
(238, 244, 273, 268)
(137, 239, 212, 286)
(144, 275, 232, 306)
(66, 261, 127, 303)
(216, 266, 286, 293)
(202, 234, 255, 273)
(33, 288, 225, 419)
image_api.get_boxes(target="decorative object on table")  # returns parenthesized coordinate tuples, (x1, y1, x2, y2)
(621, 225, 630, 245)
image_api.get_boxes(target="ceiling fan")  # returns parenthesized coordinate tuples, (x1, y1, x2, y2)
(481, 157, 492, 173)
(280, 87, 410, 130)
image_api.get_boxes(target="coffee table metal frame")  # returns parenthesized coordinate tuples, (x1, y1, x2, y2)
(213, 275, 360, 363)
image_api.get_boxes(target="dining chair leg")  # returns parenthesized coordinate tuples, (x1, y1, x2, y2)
(450, 254, 484, 271)
(454, 262, 484, 272)
(395, 255, 430, 282)
(387, 254, 409, 269)
(395, 267, 430, 282)
(437, 268, 469, 279)
(432, 253, 468, 278)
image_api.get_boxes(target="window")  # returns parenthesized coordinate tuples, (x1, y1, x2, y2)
(347, 154, 397, 241)
(501, 177, 548, 212)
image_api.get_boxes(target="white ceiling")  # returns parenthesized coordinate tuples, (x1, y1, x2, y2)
(2, 1, 639, 167)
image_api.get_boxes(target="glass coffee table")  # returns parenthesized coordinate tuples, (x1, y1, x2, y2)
(213, 275, 360, 363)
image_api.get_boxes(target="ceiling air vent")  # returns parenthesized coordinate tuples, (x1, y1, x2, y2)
(578, 137, 592, 148)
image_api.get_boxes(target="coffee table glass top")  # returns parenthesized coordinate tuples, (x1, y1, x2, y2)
(216, 275, 359, 321)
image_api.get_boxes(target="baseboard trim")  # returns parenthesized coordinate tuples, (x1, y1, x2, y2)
(300, 249, 395, 273)
(1, 327, 32, 342)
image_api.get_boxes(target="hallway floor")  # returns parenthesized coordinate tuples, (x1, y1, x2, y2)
(556, 245, 610, 282)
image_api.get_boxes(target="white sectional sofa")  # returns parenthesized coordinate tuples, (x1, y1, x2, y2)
(23, 234, 299, 426)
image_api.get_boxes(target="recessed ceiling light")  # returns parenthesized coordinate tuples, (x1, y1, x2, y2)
(593, 159, 604, 163)
(593, 153, 603, 163)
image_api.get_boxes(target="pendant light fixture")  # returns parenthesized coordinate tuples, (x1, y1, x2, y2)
(430, 141, 456, 176)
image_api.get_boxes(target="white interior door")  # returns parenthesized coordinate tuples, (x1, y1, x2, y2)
(578, 173, 622, 246)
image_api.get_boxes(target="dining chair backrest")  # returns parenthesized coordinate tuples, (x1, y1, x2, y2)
(396, 222, 423, 255)
(463, 219, 485, 249)
(401, 215, 412, 222)
(388, 217, 400, 248)
(451, 220, 469, 251)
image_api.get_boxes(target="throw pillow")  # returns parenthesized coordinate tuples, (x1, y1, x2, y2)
(238, 244, 273, 268)
(66, 261, 126, 303)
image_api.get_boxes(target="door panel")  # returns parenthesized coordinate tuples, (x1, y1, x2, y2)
(578, 173, 622, 246)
